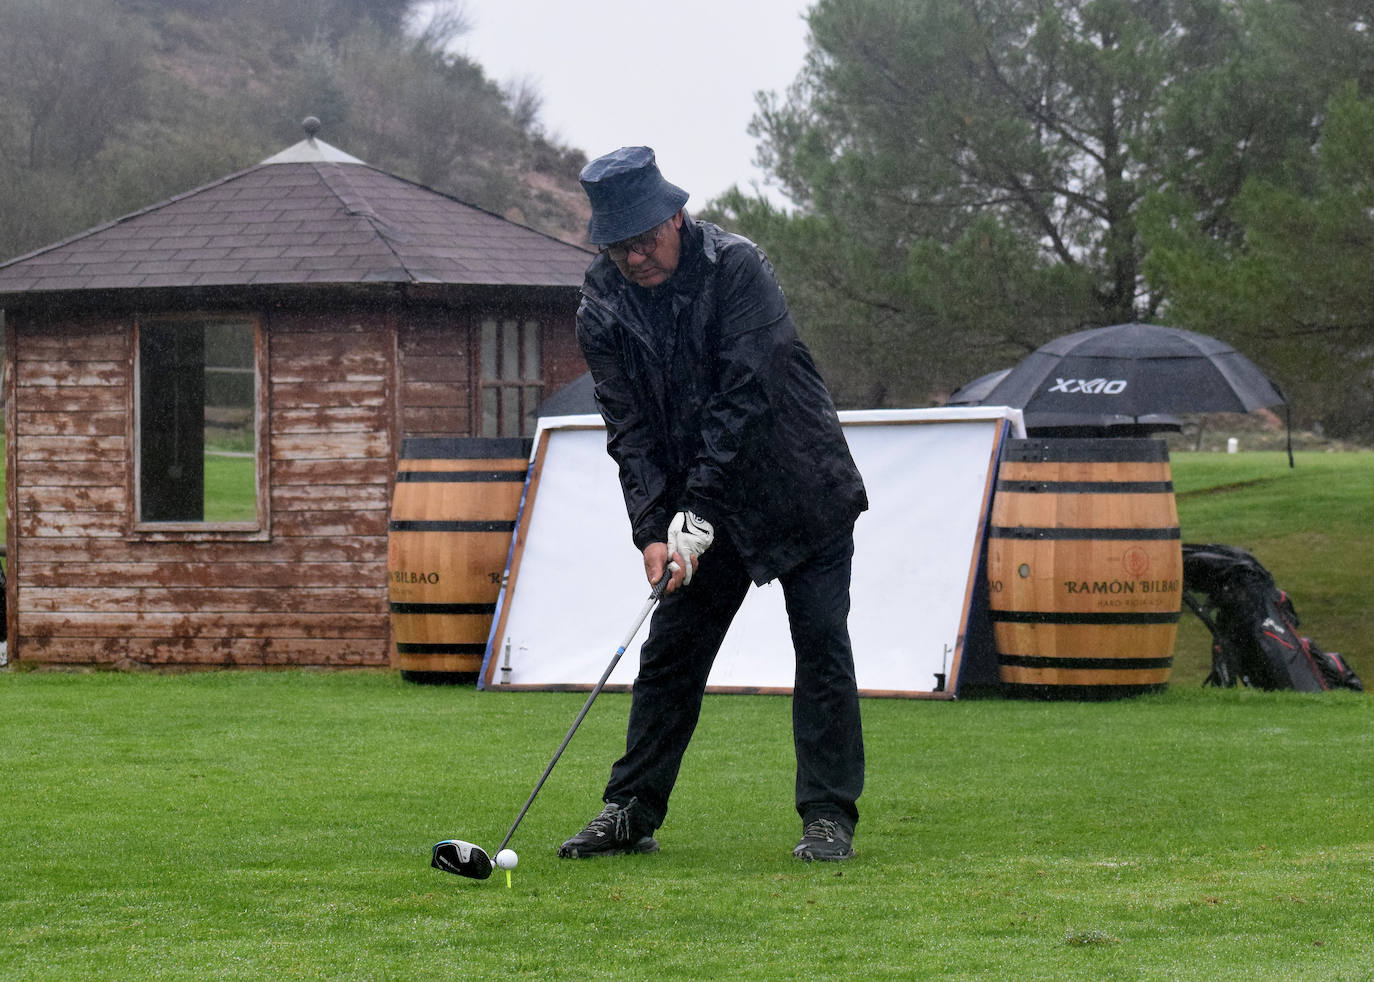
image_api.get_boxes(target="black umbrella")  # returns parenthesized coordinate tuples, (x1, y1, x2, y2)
(981, 323, 1292, 462)
(949, 367, 1183, 437)
(947, 368, 1014, 406)
(979, 323, 1285, 417)
(536, 372, 598, 418)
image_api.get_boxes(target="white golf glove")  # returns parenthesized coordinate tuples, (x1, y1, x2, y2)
(667, 510, 714, 585)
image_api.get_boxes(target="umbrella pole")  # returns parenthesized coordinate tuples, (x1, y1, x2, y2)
(1285, 403, 1294, 468)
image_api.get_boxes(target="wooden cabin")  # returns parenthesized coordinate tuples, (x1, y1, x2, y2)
(0, 126, 593, 669)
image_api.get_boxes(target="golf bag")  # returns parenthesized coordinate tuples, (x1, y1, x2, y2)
(1181, 544, 1362, 692)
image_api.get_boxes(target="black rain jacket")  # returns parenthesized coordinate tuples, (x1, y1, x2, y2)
(575, 218, 867, 585)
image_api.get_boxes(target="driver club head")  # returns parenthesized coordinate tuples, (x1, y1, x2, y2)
(431, 839, 493, 880)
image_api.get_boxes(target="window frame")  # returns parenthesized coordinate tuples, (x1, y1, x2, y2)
(130, 313, 271, 541)
(479, 316, 543, 438)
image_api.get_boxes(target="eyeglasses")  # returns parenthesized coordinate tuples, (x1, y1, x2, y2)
(600, 223, 666, 262)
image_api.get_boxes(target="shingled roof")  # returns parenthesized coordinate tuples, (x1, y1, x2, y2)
(0, 129, 592, 298)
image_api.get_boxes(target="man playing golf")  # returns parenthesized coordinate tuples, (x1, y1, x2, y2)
(559, 147, 868, 862)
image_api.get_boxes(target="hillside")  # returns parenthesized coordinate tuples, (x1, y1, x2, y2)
(0, 0, 593, 261)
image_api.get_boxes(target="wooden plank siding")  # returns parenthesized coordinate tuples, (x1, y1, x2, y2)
(8, 310, 397, 668)
(538, 305, 588, 398)
(398, 309, 473, 438)
(260, 311, 394, 666)
(4, 296, 587, 670)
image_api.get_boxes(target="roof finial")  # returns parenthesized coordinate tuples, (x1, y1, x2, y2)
(302, 116, 322, 140)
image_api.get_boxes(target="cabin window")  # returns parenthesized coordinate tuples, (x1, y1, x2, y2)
(136, 316, 264, 531)
(480, 317, 541, 437)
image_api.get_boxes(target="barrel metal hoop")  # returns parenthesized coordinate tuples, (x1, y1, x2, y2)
(388, 520, 516, 533)
(997, 654, 1174, 670)
(995, 480, 1174, 494)
(394, 642, 488, 654)
(389, 602, 497, 616)
(396, 469, 527, 483)
(988, 525, 1180, 541)
(400, 437, 532, 459)
(999, 682, 1170, 700)
(1002, 438, 1170, 463)
(989, 609, 1182, 625)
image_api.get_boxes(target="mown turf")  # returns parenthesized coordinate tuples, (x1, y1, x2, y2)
(1, 450, 1369, 979)
(1, 671, 1371, 980)
(1170, 451, 1372, 685)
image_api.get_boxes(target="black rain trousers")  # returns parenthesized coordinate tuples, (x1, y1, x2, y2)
(603, 526, 865, 834)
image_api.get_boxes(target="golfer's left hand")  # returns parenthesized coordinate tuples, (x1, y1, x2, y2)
(667, 510, 714, 586)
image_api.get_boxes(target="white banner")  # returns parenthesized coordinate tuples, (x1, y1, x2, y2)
(481, 408, 1022, 698)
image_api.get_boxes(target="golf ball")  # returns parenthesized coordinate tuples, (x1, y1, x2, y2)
(495, 848, 518, 870)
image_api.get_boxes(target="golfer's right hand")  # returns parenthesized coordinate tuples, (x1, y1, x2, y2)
(667, 510, 714, 586)
(643, 542, 687, 594)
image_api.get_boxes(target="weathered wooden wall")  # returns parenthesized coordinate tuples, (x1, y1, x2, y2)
(5, 295, 585, 669)
(399, 309, 472, 439)
(9, 311, 392, 667)
(539, 305, 586, 398)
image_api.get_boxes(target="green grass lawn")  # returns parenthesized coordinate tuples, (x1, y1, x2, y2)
(1169, 451, 1373, 685)
(203, 452, 257, 522)
(0, 449, 1370, 979)
(1, 672, 1370, 980)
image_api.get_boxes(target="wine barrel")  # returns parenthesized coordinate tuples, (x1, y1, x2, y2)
(986, 438, 1182, 699)
(387, 438, 531, 683)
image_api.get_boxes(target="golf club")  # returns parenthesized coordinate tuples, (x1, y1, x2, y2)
(431, 572, 670, 880)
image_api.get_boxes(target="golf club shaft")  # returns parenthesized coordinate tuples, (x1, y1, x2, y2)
(496, 574, 669, 854)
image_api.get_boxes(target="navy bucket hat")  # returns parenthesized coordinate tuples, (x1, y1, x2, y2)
(579, 147, 689, 245)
